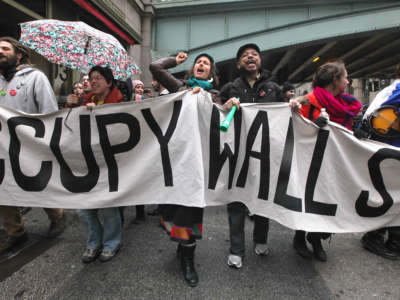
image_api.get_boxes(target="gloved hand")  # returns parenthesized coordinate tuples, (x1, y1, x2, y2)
(314, 116, 328, 128)
(353, 128, 369, 139)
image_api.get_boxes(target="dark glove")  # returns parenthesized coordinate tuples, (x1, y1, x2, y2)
(353, 128, 369, 139)
(314, 116, 328, 128)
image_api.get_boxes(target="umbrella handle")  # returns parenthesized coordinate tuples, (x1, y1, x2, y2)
(84, 36, 91, 55)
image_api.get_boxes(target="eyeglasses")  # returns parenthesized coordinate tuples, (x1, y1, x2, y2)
(89, 76, 106, 82)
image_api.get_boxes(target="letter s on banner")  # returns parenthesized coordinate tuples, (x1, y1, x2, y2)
(356, 148, 400, 217)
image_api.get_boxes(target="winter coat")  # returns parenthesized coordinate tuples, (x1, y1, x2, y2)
(0, 65, 58, 114)
(149, 56, 221, 104)
(220, 69, 283, 104)
(81, 85, 123, 106)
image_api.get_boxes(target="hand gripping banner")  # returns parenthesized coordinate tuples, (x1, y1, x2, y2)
(0, 90, 399, 233)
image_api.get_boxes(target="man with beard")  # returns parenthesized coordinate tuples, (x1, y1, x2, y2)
(0, 37, 65, 254)
(220, 43, 283, 268)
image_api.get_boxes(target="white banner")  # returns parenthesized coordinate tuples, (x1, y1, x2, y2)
(0, 90, 399, 233)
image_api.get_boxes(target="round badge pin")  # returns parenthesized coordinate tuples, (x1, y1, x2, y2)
(0, 90, 6, 96)
(10, 89, 16, 96)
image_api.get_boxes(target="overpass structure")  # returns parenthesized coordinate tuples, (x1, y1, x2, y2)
(152, 0, 400, 87)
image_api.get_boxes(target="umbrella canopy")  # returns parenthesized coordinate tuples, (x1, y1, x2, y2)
(19, 19, 140, 80)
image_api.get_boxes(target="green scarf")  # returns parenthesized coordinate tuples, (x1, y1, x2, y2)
(186, 77, 213, 91)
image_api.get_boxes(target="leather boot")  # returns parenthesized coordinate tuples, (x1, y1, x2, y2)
(362, 231, 398, 260)
(293, 230, 312, 259)
(180, 244, 199, 287)
(386, 238, 400, 255)
(307, 233, 327, 262)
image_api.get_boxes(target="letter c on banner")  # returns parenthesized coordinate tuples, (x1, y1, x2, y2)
(356, 148, 400, 217)
(8, 117, 52, 191)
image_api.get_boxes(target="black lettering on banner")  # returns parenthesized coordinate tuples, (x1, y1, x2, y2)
(304, 129, 337, 216)
(50, 116, 99, 192)
(208, 106, 242, 189)
(8, 117, 52, 191)
(273, 118, 302, 211)
(141, 100, 182, 186)
(96, 113, 140, 192)
(355, 148, 400, 217)
(237, 110, 270, 200)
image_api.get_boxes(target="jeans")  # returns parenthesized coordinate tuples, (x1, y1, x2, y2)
(227, 202, 269, 257)
(78, 208, 122, 252)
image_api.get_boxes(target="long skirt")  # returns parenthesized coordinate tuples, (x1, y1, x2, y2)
(160, 204, 203, 244)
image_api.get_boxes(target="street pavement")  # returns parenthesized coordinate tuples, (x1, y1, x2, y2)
(0, 205, 399, 300)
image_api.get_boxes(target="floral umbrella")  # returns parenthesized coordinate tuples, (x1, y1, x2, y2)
(19, 19, 140, 80)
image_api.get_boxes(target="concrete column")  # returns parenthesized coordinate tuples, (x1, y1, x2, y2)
(352, 79, 365, 104)
(139, 1, 155, 88)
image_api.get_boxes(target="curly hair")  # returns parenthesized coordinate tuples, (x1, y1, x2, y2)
(312, 60, 346, 89)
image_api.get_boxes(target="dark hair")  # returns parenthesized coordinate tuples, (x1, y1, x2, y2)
(282, 81, 295, 94)
(184, 54, 219, 88)
(89, 66, 115, 88)
(312, 60, 346, 89)
(0, 36, 31, 65)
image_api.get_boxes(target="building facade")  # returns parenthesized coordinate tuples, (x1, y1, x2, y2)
(0, 0, 154, 104)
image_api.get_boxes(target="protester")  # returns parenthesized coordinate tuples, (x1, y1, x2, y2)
(282, 81, 295, 102)
(81, 74, 91, 94)
(152, 77, 169, 96)
(219, 43, 282, 269)
(116, 79, 133, 102)
(290, 60, 361, 262)
(72, 81, 84, 98)
(131, 79, 151, 101)
(0, 37, 66, 254)
(150, 51, 220, 287)
(67, 66, 124, 263)
(355, 65, 400, 260)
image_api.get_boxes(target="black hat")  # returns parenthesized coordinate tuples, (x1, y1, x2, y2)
(194, 53, 214, 65)
(282, 81, 295, 93)
(236, 43, 261, 61)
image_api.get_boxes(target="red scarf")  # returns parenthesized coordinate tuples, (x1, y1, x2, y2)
(313, 86, 361, 129)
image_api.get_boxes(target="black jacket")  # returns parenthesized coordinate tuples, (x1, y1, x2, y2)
(220, 69, 283, 104)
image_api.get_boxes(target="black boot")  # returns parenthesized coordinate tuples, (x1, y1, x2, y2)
(293, 230, 312, 259)
(307, 233, 327, 262)
(180, 244, 199, 287)
(362, 231, 398, 260)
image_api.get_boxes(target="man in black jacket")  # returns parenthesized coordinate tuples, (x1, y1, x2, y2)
(220, 43, 283, 268)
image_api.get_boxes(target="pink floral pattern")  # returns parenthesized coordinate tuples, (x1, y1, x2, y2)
(19, 20, 140, 80)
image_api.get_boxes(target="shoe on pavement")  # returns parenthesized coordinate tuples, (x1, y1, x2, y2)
(293, 231, 313, 259)
(81, 247, 102, 263)
(227, 254, 242, 269)
(0, 233, 29, 254)
(361, 233, 399, 260)
(306, 233, 327, 262)
(47, 214, 66, 239)
(99, 245, 121, 262)
(386, 238, 400, 255)
(254, 243, 270, 256)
